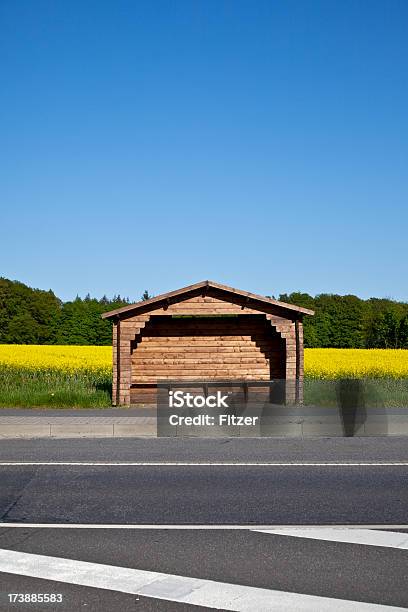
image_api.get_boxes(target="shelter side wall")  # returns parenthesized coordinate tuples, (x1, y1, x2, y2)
(114, 315, 149, 405)
(112, 322, 117, 406)
(297, 321, 304, 381)
(267, 315, 299, 403)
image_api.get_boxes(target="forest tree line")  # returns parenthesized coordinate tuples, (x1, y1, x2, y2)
(1, 277, 408, 348)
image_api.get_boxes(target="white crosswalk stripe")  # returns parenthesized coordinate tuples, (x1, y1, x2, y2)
(253, 528, 408, 550)
(0, 547, 406, 611)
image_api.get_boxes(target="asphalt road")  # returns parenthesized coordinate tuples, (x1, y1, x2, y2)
(0, 528, 407, 611)
(1, 464, 408, 524)
(1, 440, 407, 610)
(1, 436, 408, 463)
(0, 439, 407, 525)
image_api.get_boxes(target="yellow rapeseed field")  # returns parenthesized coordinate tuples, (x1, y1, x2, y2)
(0, 345, 407, 378)
(0, 344, 111, 373)
(305, 348, 408, 379)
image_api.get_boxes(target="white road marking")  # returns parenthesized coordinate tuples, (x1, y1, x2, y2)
(0, 461, 408, 466)
(1, 524, 408, 530)
(0, 549, 404, 611)
(254, 528, 408, 550)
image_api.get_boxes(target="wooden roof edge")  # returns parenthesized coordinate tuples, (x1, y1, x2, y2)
(101, 280, 211, 319)
(205, 280, 315, 316)
(101, 280, 315, 319)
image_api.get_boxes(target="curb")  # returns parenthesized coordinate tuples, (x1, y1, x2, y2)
(1, 411, 408, 439)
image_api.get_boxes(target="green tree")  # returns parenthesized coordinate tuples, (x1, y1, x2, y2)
(6, 313, 42, 344)
(0, 277, 61, 344)
(399, 315, 408, 348)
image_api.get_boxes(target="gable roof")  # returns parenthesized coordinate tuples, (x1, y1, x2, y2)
(102, 280, 314, 320)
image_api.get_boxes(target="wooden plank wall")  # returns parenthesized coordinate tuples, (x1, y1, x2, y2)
(129, 315, 285, 405)
(131, 316, 284, 382)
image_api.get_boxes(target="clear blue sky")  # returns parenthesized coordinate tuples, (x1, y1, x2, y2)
(1, 0, 407, 302)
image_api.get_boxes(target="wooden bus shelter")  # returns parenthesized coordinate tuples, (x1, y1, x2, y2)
(102, 280, 314, 406)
